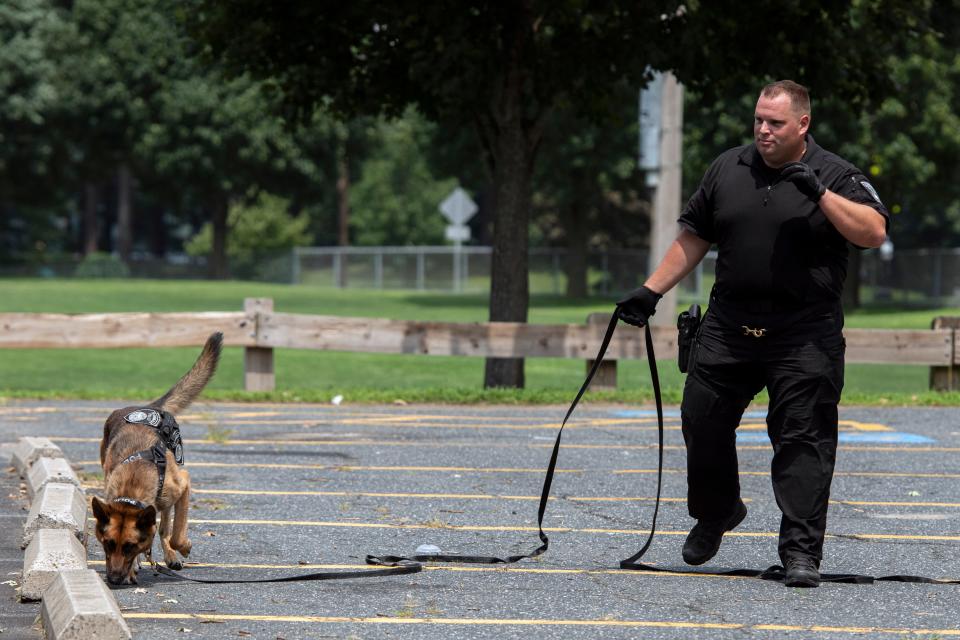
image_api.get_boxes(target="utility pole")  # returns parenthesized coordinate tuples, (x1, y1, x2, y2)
(641, 72, 684, 326)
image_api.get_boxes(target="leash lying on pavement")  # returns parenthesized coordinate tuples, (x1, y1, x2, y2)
(367, 307, 960, 587)
(149, 561, 421, 584)
(367, 310, 662, 567)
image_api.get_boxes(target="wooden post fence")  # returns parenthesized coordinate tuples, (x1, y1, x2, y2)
(0, 298, 956, 393)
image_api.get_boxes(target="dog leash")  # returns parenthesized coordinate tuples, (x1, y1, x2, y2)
(367, 309, 665, 567)
(149, 561, 421, 584)
(366, 307, 960, 587)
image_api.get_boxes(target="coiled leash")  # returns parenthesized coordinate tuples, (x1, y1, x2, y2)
(367, 307, 960, 587)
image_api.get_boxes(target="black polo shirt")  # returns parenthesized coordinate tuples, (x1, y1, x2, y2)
(679, 134, 889, 310)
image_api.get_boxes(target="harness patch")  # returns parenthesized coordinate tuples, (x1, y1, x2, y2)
(125, 409, 162, 427)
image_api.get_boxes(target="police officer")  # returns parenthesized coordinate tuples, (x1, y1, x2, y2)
(618, 80, 889, 587)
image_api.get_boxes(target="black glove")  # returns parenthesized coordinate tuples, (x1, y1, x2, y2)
(616, 285, 662, 327)
(780, 161, 826, 201)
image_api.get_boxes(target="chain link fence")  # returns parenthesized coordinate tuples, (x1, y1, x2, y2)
(291, 246, 682, 297)
(2, 245, 955, 308)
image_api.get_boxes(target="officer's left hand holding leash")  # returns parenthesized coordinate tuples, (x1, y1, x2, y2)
(617, 285, 662, 327)
(780, 161, 826, 202)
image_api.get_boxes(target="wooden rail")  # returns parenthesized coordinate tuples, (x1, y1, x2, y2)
(0, 298, 956, 392)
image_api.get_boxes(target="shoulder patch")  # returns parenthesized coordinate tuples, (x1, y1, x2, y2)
(856, 178, 883, 205)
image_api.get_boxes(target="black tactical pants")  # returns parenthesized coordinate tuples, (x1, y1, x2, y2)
(680, 304, 845, 564)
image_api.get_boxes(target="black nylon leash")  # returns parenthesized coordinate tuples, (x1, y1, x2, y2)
(148, 562, 421, 584)
(366, 307, 960, 587)
(366, 310, 664, 567)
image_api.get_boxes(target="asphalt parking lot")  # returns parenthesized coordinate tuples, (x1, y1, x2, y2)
(2, 399, 960, 639)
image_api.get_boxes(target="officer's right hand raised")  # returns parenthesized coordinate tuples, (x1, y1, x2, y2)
(616, 285, 662, 327)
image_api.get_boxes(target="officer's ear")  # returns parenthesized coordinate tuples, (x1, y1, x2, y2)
(798, 113, 811, 136)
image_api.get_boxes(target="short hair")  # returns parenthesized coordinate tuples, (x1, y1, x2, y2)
(761, 80, 811, 116)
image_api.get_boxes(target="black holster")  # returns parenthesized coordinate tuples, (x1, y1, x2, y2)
(677, 304, 701, 373)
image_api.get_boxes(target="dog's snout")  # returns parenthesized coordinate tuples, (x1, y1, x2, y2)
(106, 572, 136, 586)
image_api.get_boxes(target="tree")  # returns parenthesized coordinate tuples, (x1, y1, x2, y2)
(0, 0, 73, 264)
(530, 82, 649, 298)
(184, 1, 687, 387)
(185, 193, 313, 280)
(351, 110, 457, 246)
(184, 0, 938, 387)
(140, 71, 300, 278)
(49, 0, 186, 261)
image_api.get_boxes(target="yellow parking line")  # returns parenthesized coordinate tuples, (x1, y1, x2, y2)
(76, 459, 960, 480)
(191, 489, 960, 508)
(48, 436, 960, 454)
(191, 488, 689, 502)
(78, 485, 960, 508)
(119, 613, 960, 635)
(833, 499, 960, 508)
(839, 420, 893, 432)
(123, 613, 744, 629)
(615, 468, 960, 479)
(76, 460, 584, 473)
(69, 417, 890, 433)
(153, 517, 960, 541)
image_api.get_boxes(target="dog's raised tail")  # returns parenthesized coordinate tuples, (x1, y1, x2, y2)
(151, 332, 223, 415)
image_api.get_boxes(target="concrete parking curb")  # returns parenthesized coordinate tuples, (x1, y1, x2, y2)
(7, 437, 131, 639)
(41, 570, 132, 640)
(22, 482, 87, 548)
(11, 437, 64, 476)
(22, 529, 87, 601)
(26, 456, 81, 498)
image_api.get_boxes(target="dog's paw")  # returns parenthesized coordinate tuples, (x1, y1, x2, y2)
(166, 558, 183, 571)
(174, 539, 192, 557)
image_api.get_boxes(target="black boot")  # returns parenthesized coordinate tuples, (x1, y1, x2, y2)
(784, 555, 820, 587)
(682, 499, 747, 565)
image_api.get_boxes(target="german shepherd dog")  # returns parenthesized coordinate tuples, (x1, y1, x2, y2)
(91, 333, 222, 585)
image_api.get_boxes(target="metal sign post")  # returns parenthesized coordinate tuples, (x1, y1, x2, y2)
(439, 187, 478, 292)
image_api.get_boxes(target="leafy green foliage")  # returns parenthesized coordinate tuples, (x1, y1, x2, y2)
(74, 252, 131, 278)
(350, 111, 457, 245)
(185, 193, 313, 279)
(0, 0, 64, 202)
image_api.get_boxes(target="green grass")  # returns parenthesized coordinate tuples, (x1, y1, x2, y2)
(1, 277, 958, 405)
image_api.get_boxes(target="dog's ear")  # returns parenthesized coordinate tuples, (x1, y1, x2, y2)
(91, 496, 110, 526)
(136, 505, 157, 532)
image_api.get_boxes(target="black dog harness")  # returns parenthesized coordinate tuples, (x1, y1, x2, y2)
(114, 408, 183, 506)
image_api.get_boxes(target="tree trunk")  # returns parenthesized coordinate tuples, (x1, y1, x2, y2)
(116, 164, 133, 262)
(842, 248, 862, 311)
(336, 133, 350, 287)
(209, 193, 230, 279)
(82, 182, 98, 255)
(481, 7, 540, 389)
(483, 121, 535, 389)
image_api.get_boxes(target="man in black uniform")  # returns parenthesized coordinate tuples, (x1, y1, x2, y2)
(618, 80, 888, 587)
